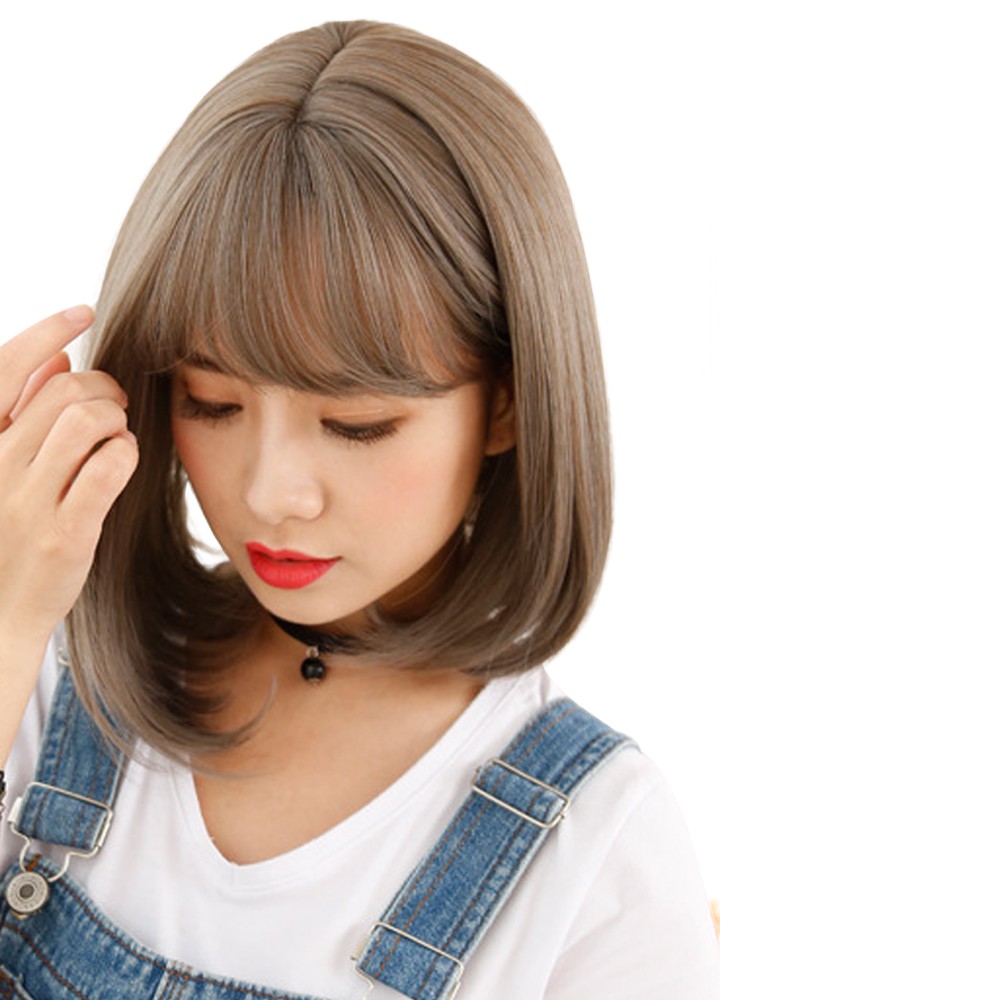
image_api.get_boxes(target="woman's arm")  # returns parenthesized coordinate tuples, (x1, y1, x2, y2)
(0, 308, 137, 763)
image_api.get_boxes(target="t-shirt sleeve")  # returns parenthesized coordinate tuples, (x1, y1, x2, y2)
(544, 766, 720, 1000)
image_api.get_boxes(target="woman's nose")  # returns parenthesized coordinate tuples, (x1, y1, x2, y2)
(242, 431, 325, 525)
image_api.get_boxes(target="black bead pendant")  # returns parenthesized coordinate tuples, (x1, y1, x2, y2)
(300, 646, 326, 684)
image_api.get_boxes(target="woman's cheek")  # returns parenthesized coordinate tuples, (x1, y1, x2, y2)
(172, 422, 231, 506)
(171, 424, 203, 483)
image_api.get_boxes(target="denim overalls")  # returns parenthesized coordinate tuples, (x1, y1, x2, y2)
(0, 665, 631, 1000)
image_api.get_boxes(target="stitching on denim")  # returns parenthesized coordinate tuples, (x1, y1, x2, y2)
(157, 969, 175, 1000)
(160, 968, 178, 1000)
(435, 733, 600, 960)
(506, 701, 575, 766)
(49, 677, 73, 789)
(371, 795, 490, 980)
(18, 679, 74, 839)
(485, 701, 577, 819)
(79, 711, 117, 830)
(414, 728, 625, 998)
(509, 702, 577, 769)
(510, 700, 569, 756)
(375, 707, 591, 996)
(7, 924, 89, 999)
(475, 702, 581, 830)
(0, 966, 23, 1000)
(69, 701, 92, 852)
(415, 813, 528, 998)
(22, 677, 91, 851)
(370, 702, 588, 994)
(383, 794, 491, 933)
(479, 763, 560, 824)
(163, 966, 186, 1000)
(25, 677, 121, 854)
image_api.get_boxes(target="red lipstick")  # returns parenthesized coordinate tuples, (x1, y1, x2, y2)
(245, 543, 340, 590)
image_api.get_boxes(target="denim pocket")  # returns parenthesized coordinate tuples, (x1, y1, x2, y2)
(0, 964, 36, 1000)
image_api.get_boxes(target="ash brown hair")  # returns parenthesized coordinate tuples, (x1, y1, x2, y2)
(67, 20, 611, 756)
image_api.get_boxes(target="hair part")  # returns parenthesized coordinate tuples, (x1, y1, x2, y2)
(68, 21, 611, 759)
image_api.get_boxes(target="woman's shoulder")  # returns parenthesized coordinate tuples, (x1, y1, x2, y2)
(464, 668, 719, 997)
(486, 665, 687, 829)
(523, 666, 702, 865)
(487, 666, 710, 923)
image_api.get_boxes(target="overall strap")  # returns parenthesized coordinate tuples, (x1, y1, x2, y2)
(354, 697, 635, 1000)
(9, 664, 125, 854)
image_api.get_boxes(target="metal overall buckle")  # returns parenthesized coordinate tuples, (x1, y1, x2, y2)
(471, 758, 571, 829)
(351, 921, 466, 1000)
(4, 782, 114, 918)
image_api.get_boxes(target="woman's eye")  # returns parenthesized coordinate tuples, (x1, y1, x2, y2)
(178, 395, 241, 422)
(321, 419, 398, 445)
(177, 393, 397, 445)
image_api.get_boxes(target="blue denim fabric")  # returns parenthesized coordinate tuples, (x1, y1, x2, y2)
(0, 672, 326, 999)
(355, 699, 634, 1000)
(13, 667, 123, 852)
(1, 670, 631, 1000)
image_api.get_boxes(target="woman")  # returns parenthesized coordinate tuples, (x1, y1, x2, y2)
(0, 20, 718, 998)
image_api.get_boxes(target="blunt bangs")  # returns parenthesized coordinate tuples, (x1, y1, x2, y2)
(130, 83, 506, 395)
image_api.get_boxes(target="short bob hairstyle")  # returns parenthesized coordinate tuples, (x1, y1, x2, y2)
(67, 20, 611, 756)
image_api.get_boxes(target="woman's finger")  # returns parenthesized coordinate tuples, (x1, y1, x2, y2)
(26, 398, 131, 506)
(0, 370, 129, 470)
(0, 306, 94, 423)
(57, 431, 139, 546)
(8, 351, 72, 423)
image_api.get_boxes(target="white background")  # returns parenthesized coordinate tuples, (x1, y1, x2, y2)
(3, 1, 1000, 993)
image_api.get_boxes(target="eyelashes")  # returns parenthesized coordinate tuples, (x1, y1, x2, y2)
(176, 394, 399, 445)
(322, 419, 398, 445)
(177, 396, 239, 422)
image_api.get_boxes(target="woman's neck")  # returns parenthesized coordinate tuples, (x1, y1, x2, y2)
(189, 614, 486, 863)
(193, 610, 485, 766)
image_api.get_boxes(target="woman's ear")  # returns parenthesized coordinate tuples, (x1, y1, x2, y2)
(484, 375, 516, 456)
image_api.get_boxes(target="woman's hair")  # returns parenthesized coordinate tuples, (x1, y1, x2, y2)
(67, 20, 611, 757)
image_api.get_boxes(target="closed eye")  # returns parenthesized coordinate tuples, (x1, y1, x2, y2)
(177, 395, 241, 422)
(321, 419, 398, 445)
(177, 394, 399, 445)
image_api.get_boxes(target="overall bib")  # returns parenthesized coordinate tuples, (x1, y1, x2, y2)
(1, 667, 631, 1000)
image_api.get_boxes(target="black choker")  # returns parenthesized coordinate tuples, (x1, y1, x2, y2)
(268, 615, 353, 683)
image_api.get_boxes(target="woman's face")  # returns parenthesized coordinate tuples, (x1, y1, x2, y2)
(170, 356, 513, 632)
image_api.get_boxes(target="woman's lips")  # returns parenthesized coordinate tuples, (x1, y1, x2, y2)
(245, 543, 341, 590)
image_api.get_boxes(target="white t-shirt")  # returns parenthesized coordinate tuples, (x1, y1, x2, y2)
(1, 632, 718, 999)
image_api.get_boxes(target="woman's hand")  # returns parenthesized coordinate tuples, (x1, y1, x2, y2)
(0, 307, 139, 643)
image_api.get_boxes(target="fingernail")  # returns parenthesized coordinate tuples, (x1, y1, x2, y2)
(62, 305, 94, 326)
